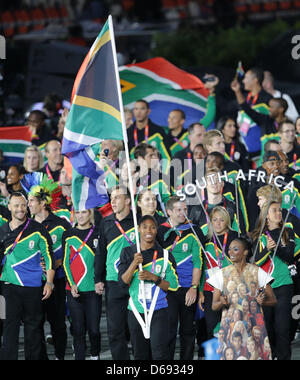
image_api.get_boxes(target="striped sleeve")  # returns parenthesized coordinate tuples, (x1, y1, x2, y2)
(165, 258, 179, 292)
(62, 233, 76, 287)
(192, 235, 203, 271)
(38, 227, 54, 271)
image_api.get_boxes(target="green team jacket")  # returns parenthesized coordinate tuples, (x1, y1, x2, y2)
(0, 219, 54, 287)
(118, 243, 179, 314)
(255, 229, 295, 289)
(95, 213, 137, 283)
(63, 226, 99, 292)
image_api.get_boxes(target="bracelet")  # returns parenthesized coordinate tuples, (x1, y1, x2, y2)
(46, 282, 55, 290)
(155, 277, 162, 287)
(191, 284, 198, 289)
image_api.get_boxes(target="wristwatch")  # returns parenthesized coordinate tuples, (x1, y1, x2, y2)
(191, 284, 198, 290)
(155, 277, 162, 287)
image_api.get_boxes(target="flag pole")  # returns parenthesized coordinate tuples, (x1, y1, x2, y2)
(108, 15, 150, 338)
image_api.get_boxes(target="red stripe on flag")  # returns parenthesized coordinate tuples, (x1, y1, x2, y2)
(71, 51, 92, 103)
(0, 126, 32, 141)
(126, 57, 209, 97)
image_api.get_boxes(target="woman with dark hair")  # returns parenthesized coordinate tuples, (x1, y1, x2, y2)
(252, 201, 296, 360)
(0, 164, 26, 199)
(137, 189, 166, 226)
(118, 215, 179, 360)
(216, 116, 250, 171)
(208, 236, 277, 360)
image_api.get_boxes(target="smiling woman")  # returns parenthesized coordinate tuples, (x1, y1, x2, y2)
(208, 237, 277, 360)
(4, 164, 26, 196)
(118, 215, 179, 360)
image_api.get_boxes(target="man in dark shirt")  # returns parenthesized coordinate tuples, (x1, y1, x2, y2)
(40, 140, 63, 182)
(231, 75, 285, 159)
(95, 186, 135, 360)
(231, 67, 273, 157)
(0, 192, 55, 360)
(278, 120, 300, 171)
(172, 123, 206, 175)
(127, 99, 167, 154)
(164, 109, 188, 156)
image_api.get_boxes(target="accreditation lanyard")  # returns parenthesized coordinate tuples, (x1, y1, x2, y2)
(134, 125, 149, 147)
(105, 159, 119, 176)
(114, 221, 135, 246)
(66, 196, 74, 224)
(204, 202, 210, 224)
(212, 234, 222, 268)
(294, 153, 297, 170)
(150, 250, 158, 274)
(246, 92, 258, 106)
(230, 142, 235, 161)
(168, 231, 182, 255)
(187, 152, 192, 171)
(265, 230, 273, 244)
(221, 232, 228, 261)
(3, 219, 31, 264)
(213, 232, 228, 269)
(46, 164, 54, 180)
(173, 137, 186, 149)
(70, 225, 95, 265)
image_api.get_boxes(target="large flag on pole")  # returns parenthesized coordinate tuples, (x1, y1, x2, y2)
(119, 57, 209, 128)
(62, 17, 123, 210)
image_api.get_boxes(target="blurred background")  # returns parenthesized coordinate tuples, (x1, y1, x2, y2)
(0, 0, 299, 126)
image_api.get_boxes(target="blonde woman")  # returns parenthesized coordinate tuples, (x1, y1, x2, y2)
(23, 145, 44, 173)
(200, 206, 238, 339)
(63, 209, 101, 360)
